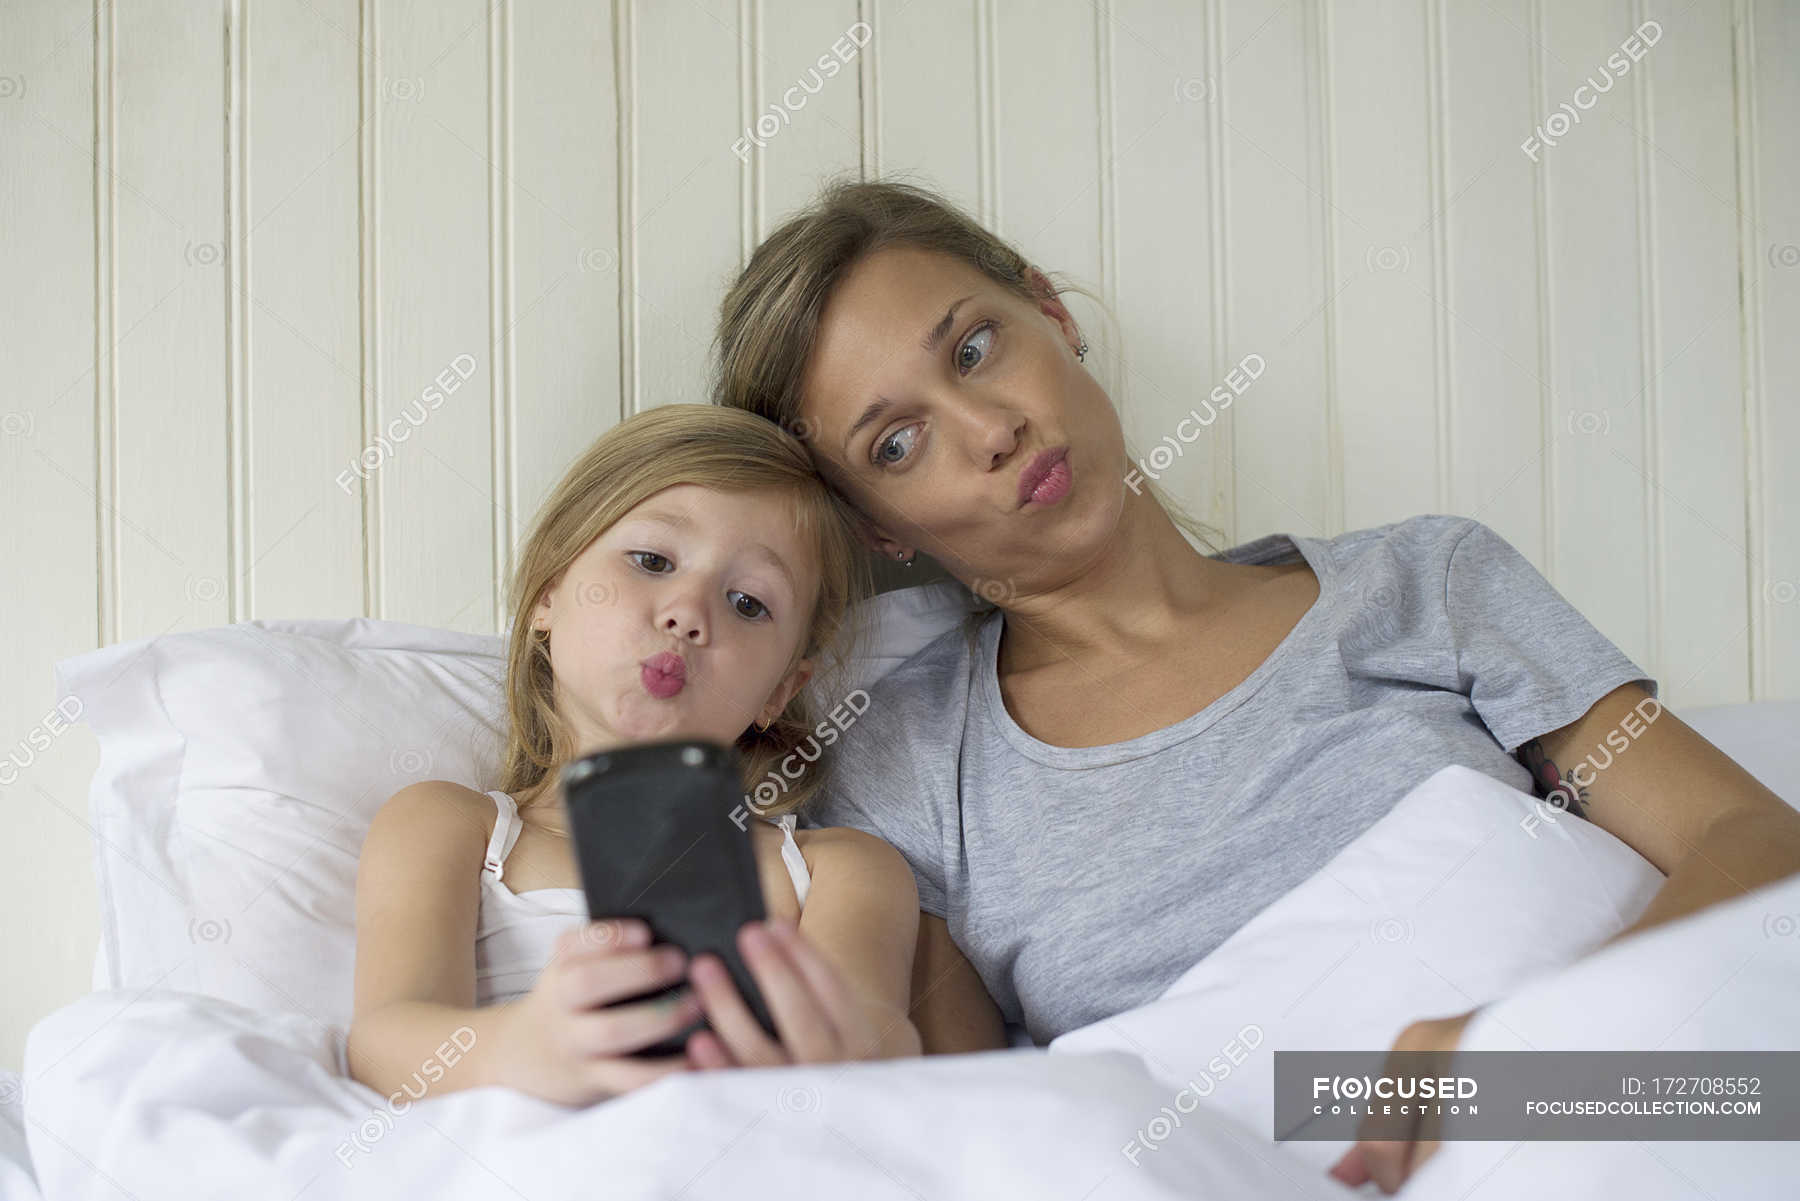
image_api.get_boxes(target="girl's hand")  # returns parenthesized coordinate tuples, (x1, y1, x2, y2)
(685, 918, 912, 1068)
(1328, 1010, 1478, 1193)
(494, 918, 701, 1106)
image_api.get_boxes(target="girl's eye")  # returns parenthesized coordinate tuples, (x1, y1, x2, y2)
(872, 424, 919, 469)
(628, 551, 671, 573)
(729, 591, 770, 621)
(957, 323, 996, 374)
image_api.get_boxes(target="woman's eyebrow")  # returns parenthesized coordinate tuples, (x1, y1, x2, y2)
(843, 396, 894, 454)
(921, 294, 976, 352)
(840, 292, 978, 456)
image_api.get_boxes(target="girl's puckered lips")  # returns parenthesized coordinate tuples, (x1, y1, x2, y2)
(639, 651, 686, 698)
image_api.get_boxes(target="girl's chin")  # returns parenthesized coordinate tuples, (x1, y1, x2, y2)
(602, 706, 735, 747)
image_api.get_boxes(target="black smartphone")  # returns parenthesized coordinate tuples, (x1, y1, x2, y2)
(559, 738, 779, 1058)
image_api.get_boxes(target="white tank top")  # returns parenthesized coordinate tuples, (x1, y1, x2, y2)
(474, 789, 812, 1007)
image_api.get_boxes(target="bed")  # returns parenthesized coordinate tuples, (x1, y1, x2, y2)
(5, 582, 1797, 1199)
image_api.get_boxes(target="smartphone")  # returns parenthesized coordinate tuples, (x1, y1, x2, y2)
(559, 738, 779, 1058)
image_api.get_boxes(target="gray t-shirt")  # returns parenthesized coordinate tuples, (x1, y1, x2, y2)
(800, 515, 1656, 1044)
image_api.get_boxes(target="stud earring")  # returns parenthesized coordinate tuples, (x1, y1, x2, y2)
(1075, 338, 1088, 362)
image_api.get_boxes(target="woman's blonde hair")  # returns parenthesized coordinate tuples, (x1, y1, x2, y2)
(713, 175, 1222, 646)
(498, 403, 872, 819)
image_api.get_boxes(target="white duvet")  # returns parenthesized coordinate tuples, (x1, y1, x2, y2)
(15, 767, 1800, 1200)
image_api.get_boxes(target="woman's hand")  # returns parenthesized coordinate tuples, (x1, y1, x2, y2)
(494, 918, 700, 1106)
(685, 917, 920, 1068)
(1328, 1010, 1477, 1193)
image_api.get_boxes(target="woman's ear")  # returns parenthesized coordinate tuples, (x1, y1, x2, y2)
(1025, 265, 1082, 352)
(851, 513, 910, 563)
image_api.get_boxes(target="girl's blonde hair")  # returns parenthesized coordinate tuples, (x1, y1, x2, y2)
(499, 404, 872, 819)
(713, 176, 1222, 647)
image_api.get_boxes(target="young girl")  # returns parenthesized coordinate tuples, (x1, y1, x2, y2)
(347, 404, 922, 1108)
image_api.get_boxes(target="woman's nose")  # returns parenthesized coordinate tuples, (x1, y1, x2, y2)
(970, 400, 1025, 469)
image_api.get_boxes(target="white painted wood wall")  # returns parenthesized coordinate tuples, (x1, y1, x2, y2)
(1, 0, 1794, 1062)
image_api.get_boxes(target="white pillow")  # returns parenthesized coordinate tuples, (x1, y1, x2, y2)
(1680, 701, 1800, 812)
(1049, 764, 1665, 1172)
(55, 581, 976, 1035)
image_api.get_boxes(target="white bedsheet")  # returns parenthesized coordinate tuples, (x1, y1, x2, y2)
(20, 993, 1336, 1201)
(15, 752, 1800, 1200)
(0, 1071, 38, 1201)
(20, 864, 1800, 1201)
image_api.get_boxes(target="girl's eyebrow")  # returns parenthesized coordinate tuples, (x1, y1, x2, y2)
(623, 509, 796, 594)
(740, 543, 797, 595)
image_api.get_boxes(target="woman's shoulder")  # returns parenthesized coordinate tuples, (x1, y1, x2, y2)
(848, 610, 989, 722)
(1322, 513, 1489, 562)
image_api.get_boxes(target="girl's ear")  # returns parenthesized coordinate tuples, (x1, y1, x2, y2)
(758, 658, 815, 728)
(530, 570, 565, 630)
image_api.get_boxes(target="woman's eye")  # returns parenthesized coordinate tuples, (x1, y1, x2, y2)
(957, 323, 995, 373)
(628, 551, 671, 573)
(729, 591, 770, 620)
(873, 424, 918, 468)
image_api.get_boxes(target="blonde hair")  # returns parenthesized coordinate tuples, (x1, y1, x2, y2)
(713, 175, 1222, 647)
(498, 404, 872, 819)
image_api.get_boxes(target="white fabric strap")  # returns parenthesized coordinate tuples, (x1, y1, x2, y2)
(772, 812, 811, 909)
(484, 790, 522, 882)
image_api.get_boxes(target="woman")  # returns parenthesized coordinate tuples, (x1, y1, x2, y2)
(711, 179, 1800, 1192)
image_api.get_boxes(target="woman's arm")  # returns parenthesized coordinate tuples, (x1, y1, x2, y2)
(1335, 683, 1800, 1193)
(1518, 680, 1800, 939)
(910, 914, 1008, 1054)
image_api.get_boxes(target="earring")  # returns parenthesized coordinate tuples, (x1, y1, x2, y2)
(894, 550, 913, 568)
(756, 717, 771, 731)
(1075, 338, 1088, 362)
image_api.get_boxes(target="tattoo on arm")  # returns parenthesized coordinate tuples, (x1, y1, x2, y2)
(1515, 737, 1590, 820)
